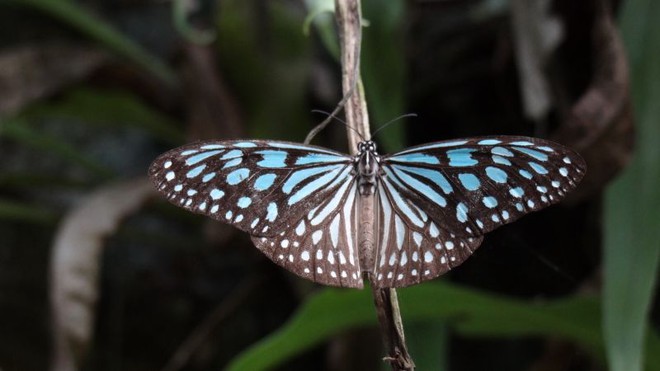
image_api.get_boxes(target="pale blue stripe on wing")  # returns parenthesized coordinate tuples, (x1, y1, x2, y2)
(381, 177, 424, 228)
(391, 165, 453, 194)
(513, 147, 549, 161)
(282, 164, 343, 194)
(529, 162, 549, 174)
(386, 167, 447, 207)
(256, 150, 288, 168)
(309, 173, 353, 225)
(186, 164, 206, 178)
(233, 142, 257, 148)
(221, 149, 242, 159)
(185, 150, 223, 165)
(295, 153, 348, 165)
(446, 148, 478, 167)
(288, 166, 346, 205)
(387, 153, 440, 165)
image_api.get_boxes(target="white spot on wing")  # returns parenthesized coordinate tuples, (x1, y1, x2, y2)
(395, 215, 405, 250)
(312, 230, 323, 245)
(295, 221, 306, 236)
(424, 251, 433, 263)
(329, 214, 340, 248)
(413, 232, 423, 247)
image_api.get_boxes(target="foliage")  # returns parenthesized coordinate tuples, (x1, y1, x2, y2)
(604, 1, 660, 371)
(0, 0, 658, 370)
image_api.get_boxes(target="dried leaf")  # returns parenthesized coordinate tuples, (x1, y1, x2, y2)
(181, 44, 244, 140)
(552, 3, 633, 201)
(510, 0, 564, 120)
(50, 179, 154, 371)
(0, 43, 106, 115)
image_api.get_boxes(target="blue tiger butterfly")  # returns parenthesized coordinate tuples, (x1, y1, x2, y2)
(149, 136, 585, 288)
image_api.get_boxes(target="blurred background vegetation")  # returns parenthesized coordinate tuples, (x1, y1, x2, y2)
(0, 0, 658, 370)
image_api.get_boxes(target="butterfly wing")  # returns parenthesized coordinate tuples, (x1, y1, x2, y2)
(372, 183, 483, 288)
(251, 180, 364, 288)
(149, 140, 363, 287)
(371, 136, 585, 288)
(381, 136, 586, 237)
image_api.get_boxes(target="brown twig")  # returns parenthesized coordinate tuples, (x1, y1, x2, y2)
(334, 1, 415, 369)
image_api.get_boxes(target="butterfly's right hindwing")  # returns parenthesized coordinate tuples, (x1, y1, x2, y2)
(251, 181, 363, 288)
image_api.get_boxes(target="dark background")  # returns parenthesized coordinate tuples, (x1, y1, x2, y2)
(0, 0, 657, 370)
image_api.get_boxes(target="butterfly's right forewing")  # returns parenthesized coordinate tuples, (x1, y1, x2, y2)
(149, 140, 354, 237)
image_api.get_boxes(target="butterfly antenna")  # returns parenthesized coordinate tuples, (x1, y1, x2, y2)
(371, 113, 418, 137)
(305, 109, 365, 144)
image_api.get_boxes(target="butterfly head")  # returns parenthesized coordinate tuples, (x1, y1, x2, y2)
(357, 140, 377, 154)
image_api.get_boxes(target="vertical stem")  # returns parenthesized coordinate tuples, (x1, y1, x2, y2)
(334, 1, 415, 370)
(336, 0, 370, 146)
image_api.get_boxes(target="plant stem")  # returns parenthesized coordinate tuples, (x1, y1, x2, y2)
(334, 0, 415, 369)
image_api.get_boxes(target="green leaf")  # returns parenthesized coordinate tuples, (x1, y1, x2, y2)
(216, 0, 312, 141)
(604, 2, 660, 371)
(0, 118, 114, 178)
(0, 198, 58, 224)
(304, 0, 339, 59)
(406, 321, 448, 371)
(361, 0, 407, 152)
(24, 88, 183, 144)
(226, 282, 609, 371)
(5, 0, 177, 86)
(172, 0, 216, 45)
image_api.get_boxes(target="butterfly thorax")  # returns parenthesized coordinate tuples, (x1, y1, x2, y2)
(355, 140, 380, 196)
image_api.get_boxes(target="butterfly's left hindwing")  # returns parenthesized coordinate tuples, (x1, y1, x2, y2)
(149, 140, 354, 238)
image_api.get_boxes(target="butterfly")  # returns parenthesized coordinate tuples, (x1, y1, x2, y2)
(149, 136, 585, 289)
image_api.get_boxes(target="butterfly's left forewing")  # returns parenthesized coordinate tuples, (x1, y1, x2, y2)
(381, 136, 586, 238)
